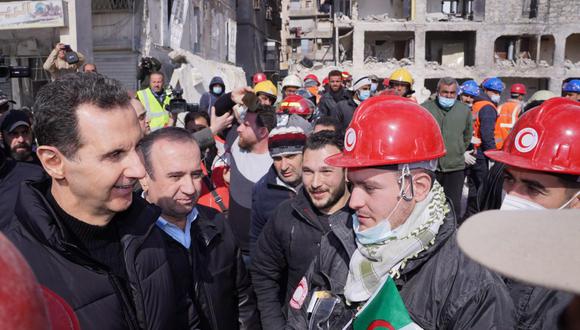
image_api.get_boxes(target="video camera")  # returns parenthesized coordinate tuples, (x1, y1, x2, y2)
(62, 45, 80, 65)
(165, 86, 200, 114)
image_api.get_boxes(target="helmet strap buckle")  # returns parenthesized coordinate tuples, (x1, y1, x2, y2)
(398, 164, 415, 201)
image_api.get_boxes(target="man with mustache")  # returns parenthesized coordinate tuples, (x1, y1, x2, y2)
(139, 127, 260, 329)
(7, 73, 180, 329)
(250, 130, 351, 329)
(0, 109, 40, 165)
(249, 125, 308, 253)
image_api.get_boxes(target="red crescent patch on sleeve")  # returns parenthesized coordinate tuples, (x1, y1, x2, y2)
(289, 276, 308, 310)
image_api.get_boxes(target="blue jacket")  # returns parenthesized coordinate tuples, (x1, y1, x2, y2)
(199, 76, 225, 114)
(249, 166, 297, 254)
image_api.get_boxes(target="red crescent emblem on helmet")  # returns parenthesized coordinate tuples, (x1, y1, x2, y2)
(514, 127, 538, 153)
(367, 320, 395, 330)
(345, 128, 357, 152)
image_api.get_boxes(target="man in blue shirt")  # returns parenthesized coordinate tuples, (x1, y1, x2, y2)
(139, 127, 261, 329)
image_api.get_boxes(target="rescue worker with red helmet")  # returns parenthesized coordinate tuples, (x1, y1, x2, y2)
(252, 72, 267, 86)
(277, 94, 315, 131)
(303, 74, 321, 104)
(341, 71, 352, 89)
(495, 83, 526, 149)
(481, 97, 580, 329)
(562, 79, 580, 102)
(332, 76, 372, 131)
(286, 95, 515, 329)
(318, 70, 351, 117)
(466, 77, 503, 214)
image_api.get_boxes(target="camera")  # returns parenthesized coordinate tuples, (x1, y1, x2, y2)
(63, 45, 80, 65)
(165, 86, 200, 114)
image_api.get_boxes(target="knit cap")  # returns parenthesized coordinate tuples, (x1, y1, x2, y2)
(268, 126, 307, 157)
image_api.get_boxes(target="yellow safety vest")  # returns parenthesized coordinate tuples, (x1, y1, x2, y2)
(136, 88, 171, 131)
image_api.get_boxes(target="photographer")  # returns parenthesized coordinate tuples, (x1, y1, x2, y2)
(42, 43, 85, 81)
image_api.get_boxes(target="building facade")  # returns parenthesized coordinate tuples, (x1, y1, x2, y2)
(281, 0, 580, 102)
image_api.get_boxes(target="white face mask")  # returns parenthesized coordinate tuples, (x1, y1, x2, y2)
(500, 194, 545, 211)
(491, 94, 501, 104)
(500, 191, 580, 211)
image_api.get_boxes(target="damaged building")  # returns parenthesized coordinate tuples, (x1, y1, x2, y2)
(0, 0, 277, 107)
(280, 0, 580, 102)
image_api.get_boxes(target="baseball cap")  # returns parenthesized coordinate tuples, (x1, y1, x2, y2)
(458, 210, 580, 295)
(0, 109, 31, 133)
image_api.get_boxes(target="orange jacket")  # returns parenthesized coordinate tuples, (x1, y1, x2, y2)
(471, 100, 495, 150)
(495, 100, 522, 150)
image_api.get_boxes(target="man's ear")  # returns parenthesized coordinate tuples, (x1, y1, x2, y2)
(412, 171, 433, 203)
(258, 127, 269, 140)
(36, 146, 66, 179)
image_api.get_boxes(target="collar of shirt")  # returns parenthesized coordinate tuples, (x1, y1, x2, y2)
(156, 208, 199, 249)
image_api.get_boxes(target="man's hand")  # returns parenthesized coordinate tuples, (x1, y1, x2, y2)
(464, 150, 476, 166)
(210, 106, 234, 135)
(230, 86, 254, 105)
(55, 43, 65, 50)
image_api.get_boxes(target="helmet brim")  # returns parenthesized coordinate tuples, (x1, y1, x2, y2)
(485, 150, 580, 176)
(325, 151, 446, 168)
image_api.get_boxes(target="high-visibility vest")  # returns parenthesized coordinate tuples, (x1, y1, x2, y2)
(136, 88, 171, 131)
(495, 100, 522, 150)
(471, 100, 496, 150)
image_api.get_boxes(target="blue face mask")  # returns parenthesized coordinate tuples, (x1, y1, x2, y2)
(352, 214, 395, 245)
(358, 90, 371, 101)
(438, 96, 455, 109)
(370, 83, 378, 93)
(212, 85, 223, 95)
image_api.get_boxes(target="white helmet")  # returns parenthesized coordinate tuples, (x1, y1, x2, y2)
(282, 75, 303, 89)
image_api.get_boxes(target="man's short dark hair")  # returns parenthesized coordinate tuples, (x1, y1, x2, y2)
(254, 104, 277, 133)
(149, 71, 164, 79)
(33, 73, 130, 158)
(304, 130, 343, 152)
(184, 111, 210, 127)
(314, 116, 341, 132)
(328, 70, 342, 79)
(138, 127, 198, 179)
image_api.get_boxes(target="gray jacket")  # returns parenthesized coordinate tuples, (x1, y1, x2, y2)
(286, 203, 516, 329)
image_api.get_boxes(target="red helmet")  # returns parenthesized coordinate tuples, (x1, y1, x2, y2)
(277, 95, 315, 118)
(510, 83, 527, 95)
(326, 95, 446, 168)
(322, 77, 329, 86)
(0, 233, 80, 330)
(341, 71, 352, 80)
(252, 72, 267, 85)
(303, 74, 320, 86)
(486, 97, 580, 175)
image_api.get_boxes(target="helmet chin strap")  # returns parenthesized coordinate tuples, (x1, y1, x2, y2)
(398, 164, 415, 201)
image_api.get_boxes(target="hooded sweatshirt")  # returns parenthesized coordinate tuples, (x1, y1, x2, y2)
(199, 76, 225, 114)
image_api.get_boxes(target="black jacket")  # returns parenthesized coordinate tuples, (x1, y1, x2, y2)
(0, 159, 45, 231)
(249, 166, 297, 254)
(287, 202, 516, 329)
(7, 179, 179, 330)
(317, 88, 351, 117)
(163, 205, 261, 330)
(250, 188, 351, 329)
(331, 98, 358, 132)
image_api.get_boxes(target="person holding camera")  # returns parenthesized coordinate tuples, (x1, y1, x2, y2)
(42, 43, 85, 81)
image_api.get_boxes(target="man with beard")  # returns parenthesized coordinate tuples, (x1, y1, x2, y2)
(228, 104, 277, 261)
(317, 70, 351, 117)
(250, 130, 351, 329)
(7, 73, 180, 329)
(139, 127, 260, 329)
(249, 125, 307, 253)
(0, 109, 40, 165)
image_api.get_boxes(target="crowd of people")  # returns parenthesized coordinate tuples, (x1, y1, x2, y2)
(0, 56, 579, 330)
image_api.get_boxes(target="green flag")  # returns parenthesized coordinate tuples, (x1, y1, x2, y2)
(352, 276, 420, 330)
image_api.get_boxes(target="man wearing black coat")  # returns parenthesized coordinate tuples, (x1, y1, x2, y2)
(7, 73, 180, 329)
(139, 127, 260, 330)
(332, 76, 372, 131)
(249, 125, 307, 254)
(250, 131, 351, 329)
(317, 70, 351, 117)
